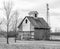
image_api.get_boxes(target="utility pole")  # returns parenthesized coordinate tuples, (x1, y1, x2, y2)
(46, 4, 49, 24)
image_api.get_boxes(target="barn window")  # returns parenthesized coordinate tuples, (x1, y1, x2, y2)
(25, 19, 28, 23)
(35, 14, 37, 17)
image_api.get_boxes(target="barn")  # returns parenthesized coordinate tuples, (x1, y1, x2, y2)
(18, 11, 50, 40)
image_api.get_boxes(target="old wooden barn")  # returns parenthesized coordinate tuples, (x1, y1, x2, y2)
(18, 11, 50, 40)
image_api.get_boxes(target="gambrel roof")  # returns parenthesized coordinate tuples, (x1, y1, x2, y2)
(18, 16, 50, 29)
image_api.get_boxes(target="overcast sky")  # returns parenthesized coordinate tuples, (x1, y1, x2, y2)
(0, 0, 60, 31)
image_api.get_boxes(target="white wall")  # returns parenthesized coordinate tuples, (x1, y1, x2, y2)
(30, 23, 34, 31)
(22, 18, 30, 31)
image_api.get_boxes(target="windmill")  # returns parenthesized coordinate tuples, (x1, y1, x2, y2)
(46, 4, 49, 25)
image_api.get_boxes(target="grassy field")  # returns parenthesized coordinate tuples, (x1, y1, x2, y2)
(0, 38, 60, 49)
(0, 41, 60, 49)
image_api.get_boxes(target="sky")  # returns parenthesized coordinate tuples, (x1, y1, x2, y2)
(0, 0, 60, 32)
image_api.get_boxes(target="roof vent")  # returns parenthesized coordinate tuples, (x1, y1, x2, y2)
(28, 11, 38, 18)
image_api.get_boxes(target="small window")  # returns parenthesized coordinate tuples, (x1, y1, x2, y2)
(35, 14, 37, 17)
(25, 19, 28, 23)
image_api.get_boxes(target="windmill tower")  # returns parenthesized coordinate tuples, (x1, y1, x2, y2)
(46, 4, 51, 31)
(46, 4, 49, 25)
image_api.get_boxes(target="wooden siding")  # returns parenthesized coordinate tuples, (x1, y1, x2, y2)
(17, 31, 34, 40)
(34, 29, 50, 40)
(34, 29, 44, 40)
(19, 17, 34, 31)
(30, 23, 34, 31)
(22, 18, 30, 31)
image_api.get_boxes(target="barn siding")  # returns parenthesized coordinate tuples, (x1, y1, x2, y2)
(18, 17, 35, 40)
(21, 17, 34, 31)
(34, 29, 44, 40)
(44, 29, 50, 40)
(34, 29, 50, 40)
(22, 18, 30, 31)
(30, 23, 34, 31)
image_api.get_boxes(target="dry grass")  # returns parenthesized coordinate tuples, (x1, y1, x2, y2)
(0, 41, 60, 49)
(0, 43, 60, 49)
(0, 38, 60, 49)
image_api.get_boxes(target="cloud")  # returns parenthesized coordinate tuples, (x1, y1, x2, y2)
(49, 8, 60, 16)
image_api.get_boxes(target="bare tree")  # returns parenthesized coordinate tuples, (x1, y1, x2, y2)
(15, 11, 19, 42)
(0, 19, 4, 31)
(3, 1, 19, 44)
(3, 1, 12, 44)
(11, 10, 19, 42)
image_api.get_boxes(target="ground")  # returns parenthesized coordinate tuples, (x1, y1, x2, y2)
(0, 38, 60, 49)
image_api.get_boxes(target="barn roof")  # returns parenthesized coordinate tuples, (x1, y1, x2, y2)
(18, 16, 50, 29)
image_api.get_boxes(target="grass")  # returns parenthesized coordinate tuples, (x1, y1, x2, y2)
(0, 38, 60, 49)
(0, 42, 60, 49)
